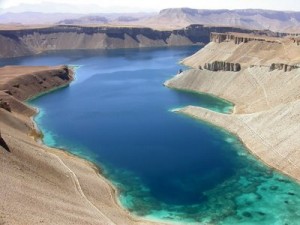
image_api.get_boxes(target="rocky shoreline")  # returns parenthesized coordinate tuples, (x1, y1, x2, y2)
(0, 65, 166, 225)
(165, 32, 300, 182)
(2, 31, 300, 224)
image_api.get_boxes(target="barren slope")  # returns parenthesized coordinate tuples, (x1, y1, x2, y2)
(0, 66, 165, 225)
(165, 33, 300, 181)
(0, 25, 283, 58)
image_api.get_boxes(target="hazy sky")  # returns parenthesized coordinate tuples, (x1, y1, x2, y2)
(1, 0, 300, 13)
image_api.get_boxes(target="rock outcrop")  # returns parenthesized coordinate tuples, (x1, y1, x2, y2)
(165, 32, 300, 184)
(0, 100, 11, 112)
(0, 65, 73, 153)
(210, 32, 281, 44)
(0, 130, 10, 152)
(291, 37, 300, 46)
(204, 61, 241, 72)
(0, 65, 73, 101)
(269, 63, 300, 72)
(0, 65, 74, 118)
(183, 32, 300, 71)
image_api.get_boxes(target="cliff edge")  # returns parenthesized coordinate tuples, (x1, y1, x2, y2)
(0, 24, 285, 58)
(0, 66, 164, 225)
(165, 33, 300, 182)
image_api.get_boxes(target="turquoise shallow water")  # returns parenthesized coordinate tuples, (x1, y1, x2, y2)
(2, 47, 300, 224)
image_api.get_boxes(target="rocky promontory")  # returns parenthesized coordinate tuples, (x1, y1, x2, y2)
(204, 61, 241, 72)
(165, 32, 300, 182)
(0, 65, 168, 225)
(210, 32, 282, 44)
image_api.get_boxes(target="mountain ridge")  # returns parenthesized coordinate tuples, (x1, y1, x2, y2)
(140, 8, 300, 32)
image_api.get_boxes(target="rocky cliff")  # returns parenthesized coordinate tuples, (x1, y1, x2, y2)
(0, 66, 165, 225)
(183, 32, 300, 74)
(0, 65, 73, 118)
(203, 61, 241, 72)
(0, 65, 73, 101)
(0, 24, 283, 58)
(269, 63, 300, 72)
(210, 32, 283, 44)
(165, 32, 300, 182)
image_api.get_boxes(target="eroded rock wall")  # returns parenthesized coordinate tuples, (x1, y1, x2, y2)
(165, 33, 300, 182)
(204, 61, 241, 72)
(0, 24, 285, 58)
(0, 66, 73, 101)
(210, 32, 281, 44)
(269, 63, 300, 72)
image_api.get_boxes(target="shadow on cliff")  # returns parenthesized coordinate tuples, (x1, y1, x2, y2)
(0, 132, 10, 152)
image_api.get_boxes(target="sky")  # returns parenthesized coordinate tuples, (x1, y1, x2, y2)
(0, 0, 300, 13)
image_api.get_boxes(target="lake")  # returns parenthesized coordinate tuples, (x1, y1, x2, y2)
(2, 47, 300, 224)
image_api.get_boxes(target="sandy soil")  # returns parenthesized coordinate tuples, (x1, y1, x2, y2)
(0, 66, 167, 225)
(165, 34, 300, 182)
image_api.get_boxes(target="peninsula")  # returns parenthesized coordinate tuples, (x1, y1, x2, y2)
(165, 32, 300, 181)
(0, 66, 166, 225)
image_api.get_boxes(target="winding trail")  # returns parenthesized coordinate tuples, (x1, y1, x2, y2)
(48, 151, 118, 225)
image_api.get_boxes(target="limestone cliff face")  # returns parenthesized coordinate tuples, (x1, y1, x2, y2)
(165, 33, 300, 182)
(0, 24, 279, 58)
(0, 25, 198, 58)
(0, 65, 73, 117)
(269, 63, 300, 72)
(183, 32, 300, 73)
(210, 32, 282, 44)
(0, 65, 73, 101)
(203, 61, 241, 72)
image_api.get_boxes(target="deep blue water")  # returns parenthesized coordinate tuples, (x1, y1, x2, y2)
(2, 47, 300, 224)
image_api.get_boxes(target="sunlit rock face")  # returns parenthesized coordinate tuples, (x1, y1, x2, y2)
(204, 61, 241, 72)
(0, 24, 279, 58)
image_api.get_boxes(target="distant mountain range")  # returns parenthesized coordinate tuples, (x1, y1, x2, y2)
(1, 8, 300, 32)
(0, 12, 153, 26)
(139, 8, 300, 32)
(57, 15, 142, 25)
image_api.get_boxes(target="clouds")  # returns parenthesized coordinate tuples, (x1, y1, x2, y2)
(0, 0, 299, 12)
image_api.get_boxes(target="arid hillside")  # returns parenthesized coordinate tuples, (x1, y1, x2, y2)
(0, 65, 167, 225)
(165, 33, 300, 182)
(0, 24, 277, 58)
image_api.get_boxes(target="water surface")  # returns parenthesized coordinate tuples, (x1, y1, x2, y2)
(2, 47, 300, 224)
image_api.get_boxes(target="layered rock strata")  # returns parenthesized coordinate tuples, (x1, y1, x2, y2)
(165, 33, 300, 182)
(204, 61, 241, 72)
(0, 24, 287, 58)
(269, 63, 300, 72)
(0, 65, 166, 225)
(210, 32, 281, 44)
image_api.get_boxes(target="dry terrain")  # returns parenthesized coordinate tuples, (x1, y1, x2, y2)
(165, 33, 300, 182)
(0, 24, 282, 59)
(0, 66, 166, 225)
